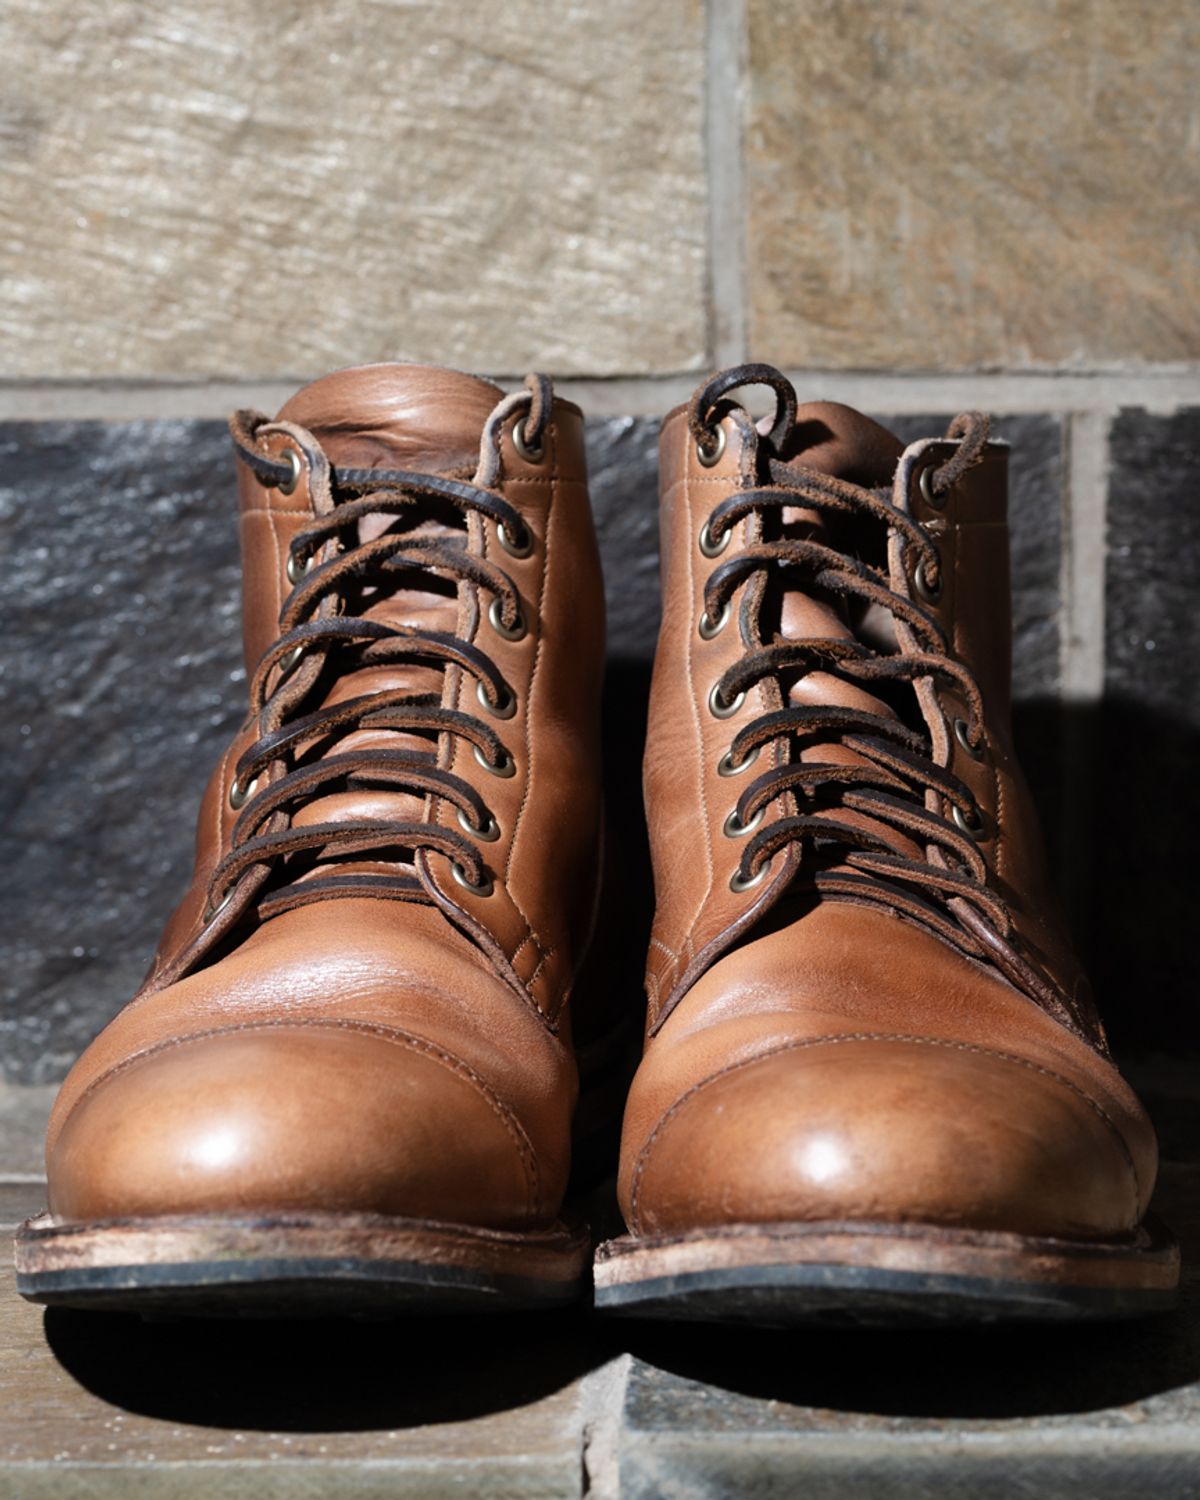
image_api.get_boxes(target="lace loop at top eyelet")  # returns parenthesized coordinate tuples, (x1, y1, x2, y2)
(697, 422, 727, 468)
(512, 419, 545, 464)
(918, 465, 946, 511)
(276, 447, 303, 496)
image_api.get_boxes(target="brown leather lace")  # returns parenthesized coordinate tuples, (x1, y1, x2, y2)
(205, 378, 552, 922)
(690, 365, 1014, 964)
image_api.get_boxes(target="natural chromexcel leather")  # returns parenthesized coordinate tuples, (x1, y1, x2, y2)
(617, 371, 1158, 1245)
(44, 363, 606, 1236)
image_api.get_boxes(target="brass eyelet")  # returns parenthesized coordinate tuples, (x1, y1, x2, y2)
(452, 861, 495, 897)
(457, 807, 500, 843)
(497, 520, 534, 559)
(228, 774, 258, 811)
(276, 447, 303, 496)
(488, 596, 527, 642)
(697, 423, 727, 468)
(723, 806, 764, 839)
(952, 801, 986, 839)
(477, 679, 517, 720)
(913, 554, 943, 604)
(708, 681, 745, 720)
(473, 744, 516, 778)
(278, 645, 304, 676)
(730, 858, 771, 894)
(286, 548, 314, 586)
(717, 744, 760, 777)
(918, 465, 947, 511)
(699, 518, 731, 558)
(698, 602, 730, 640)
(512, 419, 545, 464)
(954, 717, 985, 761)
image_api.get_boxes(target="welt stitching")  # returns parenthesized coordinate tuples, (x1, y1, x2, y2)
(628, 1032, 1141, 1233)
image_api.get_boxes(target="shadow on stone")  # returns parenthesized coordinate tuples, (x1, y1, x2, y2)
(42, 1303, 609, 1431)
(617, 1288, 1200, 1420)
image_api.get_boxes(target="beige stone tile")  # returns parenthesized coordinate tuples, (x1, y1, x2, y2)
(0, 1083, 54, 1176)
(0, 1266, 585, 1496)
(0, 0, 706, 380)
(745, 0, 1200, 370)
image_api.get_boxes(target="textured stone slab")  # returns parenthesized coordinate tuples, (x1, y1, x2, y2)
(0, 1267, 586, 1498)
(612, 1156, 1200, 1498)
(0, 1181, 47, 1229)
(0, 1082, 55, 1175)
(1099, 408, 1200, 1048)
(0, 0, 706, 380)
(744, 1, 1200, 370)
(0, 421, 243, 1083)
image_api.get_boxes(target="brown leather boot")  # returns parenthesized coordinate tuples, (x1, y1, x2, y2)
(594, 364, 1178, 1325)
(17, 364, 607, 1315)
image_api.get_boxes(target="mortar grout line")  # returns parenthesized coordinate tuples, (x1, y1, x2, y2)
(704, 0, 749, 368)
(579, 1353, 631, 1500)
(1061, 410, 1110, 705)
(0, 370, 1196, 422)
(1058, 410, 1111, 925)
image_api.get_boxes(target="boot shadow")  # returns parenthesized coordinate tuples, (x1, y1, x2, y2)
(42, 1302, 615, 1431)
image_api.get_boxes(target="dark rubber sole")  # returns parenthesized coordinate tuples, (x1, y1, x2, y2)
(593, 1219, 1180, 1328)
(15, 1211, 589, 1319)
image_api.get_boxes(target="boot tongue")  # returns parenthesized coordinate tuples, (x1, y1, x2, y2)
(770, 401, 903, 662)
(276, 362, 504, 475)
(277, 364, 505, 850)
(778, 401, 904, 488)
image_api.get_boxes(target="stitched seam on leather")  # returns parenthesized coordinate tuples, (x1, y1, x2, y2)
(628, 1033, 1141, 1234)
(70, 1019, 543, 1218)
(527, 943, 558, 990)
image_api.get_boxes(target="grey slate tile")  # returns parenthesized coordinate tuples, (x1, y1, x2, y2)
(1097, 407, 1200, 1048)
(0, 421, 242, 1083)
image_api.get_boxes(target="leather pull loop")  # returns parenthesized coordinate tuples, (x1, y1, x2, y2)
(687, 363, 799, 452)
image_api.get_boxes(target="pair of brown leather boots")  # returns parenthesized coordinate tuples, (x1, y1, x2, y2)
(16, 362, 1177, 1326)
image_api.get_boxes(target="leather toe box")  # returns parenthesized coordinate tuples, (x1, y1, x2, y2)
(48, 1022, 541, 1229)
(621, 1037, 1144, 1240)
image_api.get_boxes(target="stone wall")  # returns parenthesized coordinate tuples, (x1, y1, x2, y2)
(1, 0, 1197, 1080)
